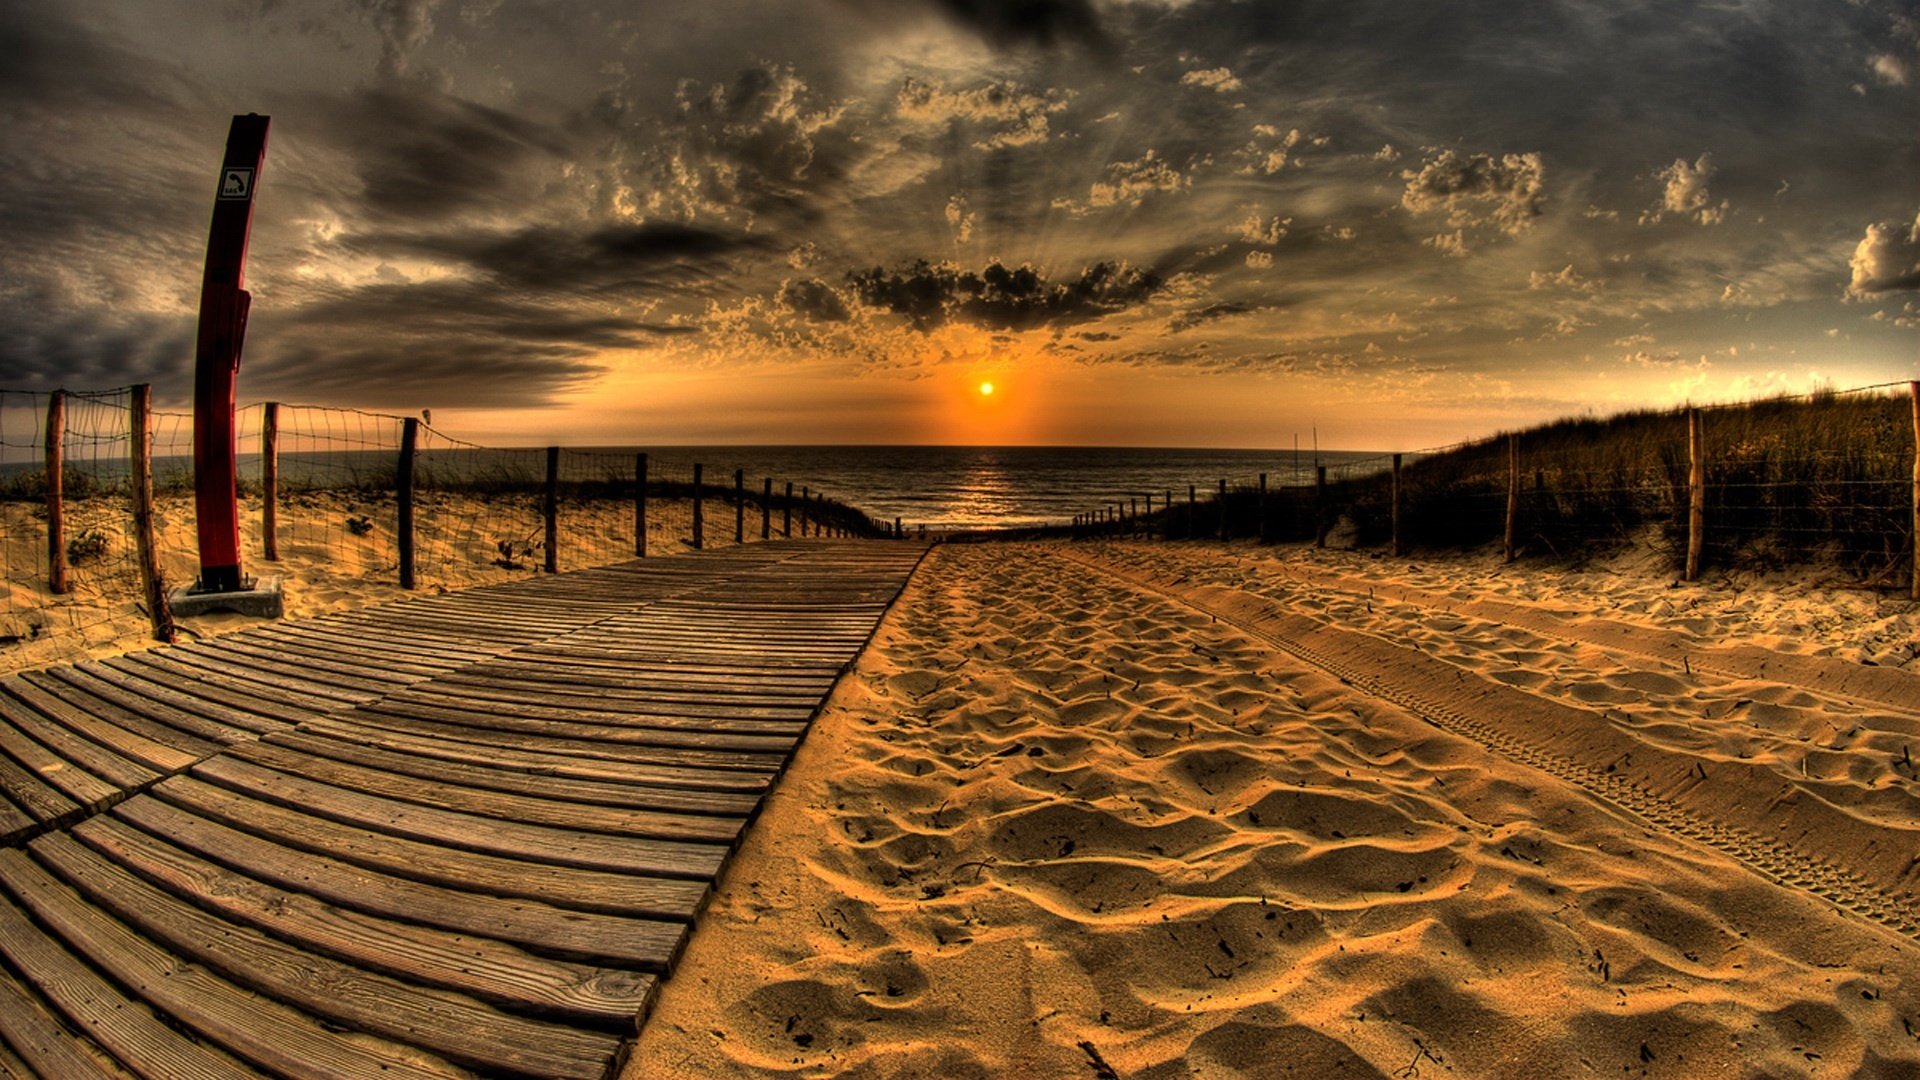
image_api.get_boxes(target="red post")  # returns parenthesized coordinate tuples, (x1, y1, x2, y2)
(191, 114, 269, 593)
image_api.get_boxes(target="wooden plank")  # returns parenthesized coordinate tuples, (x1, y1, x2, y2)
(381, 682, 813, 733)
(0, 789, 38, 839)
(120, 787, 695, 945)
(29, 834, 624, 1080)
(186, 638, 411, 694)
(340, 705, 789, 774)
(297, 716, 774, 795)
(0, 698, 143, 806)
(263, 728, 760, 816)
(154, 641, 384, 702)
(2, 679, 199, 775)
(16, 670, 223, 759)
(227, 740, 744, 844)
(0, 958, 122, 1079)
(438, 663, 827, 704)
(34, 666, 259, 746)
(80, 660, 302, 734)
(113, 651, 359, 713)
(71, 815, 656, 1027)
(0, 849, 466, 1080)
(190, 756, 728, 879)
(217, 629, 449, 680)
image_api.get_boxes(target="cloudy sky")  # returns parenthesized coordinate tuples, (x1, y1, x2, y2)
(4, 0, 1918, 448)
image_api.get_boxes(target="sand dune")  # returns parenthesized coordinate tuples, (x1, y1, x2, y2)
(633, 541, 1920, 1078)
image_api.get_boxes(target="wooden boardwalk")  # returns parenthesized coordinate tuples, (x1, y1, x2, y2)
(0, 540, 926, 1079)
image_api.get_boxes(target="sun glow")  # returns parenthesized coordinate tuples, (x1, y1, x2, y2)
(979, 380, 995, 396)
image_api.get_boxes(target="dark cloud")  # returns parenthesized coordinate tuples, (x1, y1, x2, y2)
(1168, 301, 1256, 333)
(779, 278, 852, 322)
(0, 308, 194, 390)
(348, 221, 768, 296)
(844, 260, 1161, 331)
(875, 0, 1108, 51)
(336, 88, 571, 221)
(239, 280, 659, 407)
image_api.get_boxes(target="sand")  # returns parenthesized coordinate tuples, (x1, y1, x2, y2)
(0, 492, 749, 675)
(631, 539, 1920, 1078)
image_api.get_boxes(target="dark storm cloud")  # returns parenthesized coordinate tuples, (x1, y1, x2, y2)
(1168, 302, 1256, 333)
(241, 280, 676, 407)
(333, 87, 572, 221)
(844, 0, 1108, 51)
(0, 309, 195, 390)
(844, 260, 1161, 331)
(780, 278, 852, 322)
(348, 221, 770, 296)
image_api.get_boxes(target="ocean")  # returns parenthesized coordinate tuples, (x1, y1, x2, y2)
(616, 446, 1394, 532)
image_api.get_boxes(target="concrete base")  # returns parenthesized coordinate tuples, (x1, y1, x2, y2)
(169, 575, 285, 619)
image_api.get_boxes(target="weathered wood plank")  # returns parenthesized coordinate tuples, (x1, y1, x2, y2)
(16, 670, 224, 758)
(0, 849, 468, 1080)
(191, 756, 728, 879)
(2, 679, 199, 775)
(0, 697, 144, 806)
(296, 716, 775, 795)
(80, 659, 303, 734)
(35, 666, 260, 745)
(338, 707, 789, 774)
(226, 740, 745, 844)
(120, 787, 695, 953)
(263, 728, 760, 816)
(71, 815, 656, 1027)
(30, 833, 624, 1080)
(1, 882, 265, 1080)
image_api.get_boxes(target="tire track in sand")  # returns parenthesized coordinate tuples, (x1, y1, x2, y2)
(1060, 549, 1920, 944)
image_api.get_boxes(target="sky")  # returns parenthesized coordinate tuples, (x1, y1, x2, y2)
(3, 0, 1918, 449)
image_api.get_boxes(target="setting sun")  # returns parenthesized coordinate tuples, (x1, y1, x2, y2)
(978, 381, 994, 397)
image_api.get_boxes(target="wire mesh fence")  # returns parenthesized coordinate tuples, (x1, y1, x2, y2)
(1069, 381, 1919, 591)
(1, 389, 890, 674)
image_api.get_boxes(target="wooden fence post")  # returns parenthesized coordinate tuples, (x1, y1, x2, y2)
(895, 516, 902, 539)
(783, 481, 793, 538)
(129, 385, 175, 643)
(544, 446, 560, 572)
(1391, 453, 1404, 557)
(635, 452, 648, 557)
(762, 478, 772, 540)
(1314, 466, 1327, 548)
(734, 468, 745, 544)
(1911, 381, 1918, 601)
(1686, 409, 1704, 582)
(692, 463, 705, 550)
(1504, 433, 1519, 564)
(46, 390, 67, 595)
(398, 418, 418, 589)
(801, 486, 810, 537)
(261, 402, 279, 561)
(1257, 473, 1268, 543)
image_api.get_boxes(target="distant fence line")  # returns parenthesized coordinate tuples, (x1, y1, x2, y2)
(1066, 380, 1920, 599)
(1, 386, 903, 666)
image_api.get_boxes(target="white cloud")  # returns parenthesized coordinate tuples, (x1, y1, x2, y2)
(1846, 209, 1920, 294)
(1643, 153, 1726, 225)
(1245, 251, 1273, 269)
(945, 194, 975, 245)
(1180, 66, 1243, 93)
(895, 76, 1070, 150)
(1528, 264, 1599, 293)
(1086, 149, 1190, 208)
(1401, 149, 1546, 237)
(1236, 212, 1289, 245)
(1236, 125, 1304, 174)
